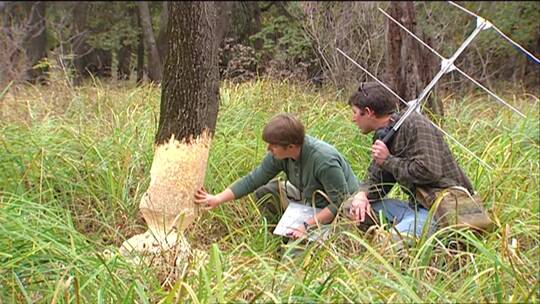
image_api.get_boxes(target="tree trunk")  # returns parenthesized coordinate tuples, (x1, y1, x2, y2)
(138, 1, 162, 83)
(121, 2, 219, 261)
(246, 2, 263, 50)
(215, 2, 233, 48)
(385, 2, 441, 116)
(156, 1, 168, 63)
(401, 1, 422, 101)
(385, 1, 404, 105)
(156, 2, 219, 143)
(402, 2, 442, 117)
(419, 32, 443, 117)
(136, 10, 144, 84)
(117, 38, 132, 81)
(23, 1, 47, 84)
(71, 2, 90, 86)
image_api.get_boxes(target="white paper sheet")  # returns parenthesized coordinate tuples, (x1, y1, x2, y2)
(273, 202, 329, 241)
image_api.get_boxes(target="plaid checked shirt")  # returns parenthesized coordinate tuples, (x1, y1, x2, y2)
(363, 112, 474, 204)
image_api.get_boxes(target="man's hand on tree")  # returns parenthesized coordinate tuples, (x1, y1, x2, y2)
(194, 187, 221, 210)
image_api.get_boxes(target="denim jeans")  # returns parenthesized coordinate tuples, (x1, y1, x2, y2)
(370, 199, 437, 237)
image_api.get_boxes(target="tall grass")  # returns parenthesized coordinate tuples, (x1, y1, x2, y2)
(0, 79, 538, 302)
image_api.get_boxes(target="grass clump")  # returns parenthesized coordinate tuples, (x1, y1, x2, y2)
(0, 79, 538, 302)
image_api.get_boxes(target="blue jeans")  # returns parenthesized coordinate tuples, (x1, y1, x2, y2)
(371, 199, 436, 237)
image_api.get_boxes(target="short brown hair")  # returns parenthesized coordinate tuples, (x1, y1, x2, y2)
(262, 113, 305, 146)
(348, 82, 399, 117)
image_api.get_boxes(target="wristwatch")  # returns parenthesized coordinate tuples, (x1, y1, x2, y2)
(303, 221, 310, 230)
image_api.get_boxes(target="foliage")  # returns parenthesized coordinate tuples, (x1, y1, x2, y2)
(0, 78, 539, 302)
(3, 2, 537, 88)
(45, 2, 140, 54)
(416, 1, 540, 88)
(251, 9, 312, 64)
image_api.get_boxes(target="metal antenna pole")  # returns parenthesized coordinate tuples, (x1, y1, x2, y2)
(336, 48, 493, 170)
(448, 1, 540, 64)
(378, 7, 526, 118)
(337, 2, 536, 171)
(384, 16, 490, 142)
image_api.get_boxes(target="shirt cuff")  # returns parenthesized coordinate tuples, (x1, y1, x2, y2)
(229, 181, 247, 199)
(327, 203, 338, 216)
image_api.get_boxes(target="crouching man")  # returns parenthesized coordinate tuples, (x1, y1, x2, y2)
(195, 113, 359, 239)
(345, 82, 486, 239)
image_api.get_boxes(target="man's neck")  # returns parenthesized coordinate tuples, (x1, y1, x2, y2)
(290, 145, 301, 161)
(373, 114, 393, 130)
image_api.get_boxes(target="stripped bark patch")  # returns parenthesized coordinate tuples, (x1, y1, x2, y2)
(120, 132, 210, 260)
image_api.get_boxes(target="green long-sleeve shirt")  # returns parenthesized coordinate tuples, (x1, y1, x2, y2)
(230, 136, 359, 215)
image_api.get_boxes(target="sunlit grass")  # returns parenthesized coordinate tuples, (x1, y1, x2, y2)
(0, 79, 538, 302)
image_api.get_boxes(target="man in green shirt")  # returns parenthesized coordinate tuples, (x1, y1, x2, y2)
(195, 113, 359, 239)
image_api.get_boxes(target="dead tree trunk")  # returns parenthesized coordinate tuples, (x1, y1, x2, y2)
(138, 1, 162, 83)
(117, 40, 131, 81)
(385, 1, 404, 107)
(121, 2, 219, 260)
(23, 1, 47, 84)
(385, 2, 442, 116)
(136, 10, 144, 84)
(156, 1, 168, 63)
(71, 2, 89, 86)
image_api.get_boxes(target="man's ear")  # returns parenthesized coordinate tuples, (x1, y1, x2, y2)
(363, 107, 375, 116)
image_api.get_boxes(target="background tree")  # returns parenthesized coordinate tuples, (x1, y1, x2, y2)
(136, 9, 144, 84)
(155, 1, 168, 63)
(0, 1, 48, 85)
(385, 1, 441, 116)
(121, 2, 219, 260)
(1, 2, 537, 91)
(138, 1, 162, 83)
(22, 1, 47, 84)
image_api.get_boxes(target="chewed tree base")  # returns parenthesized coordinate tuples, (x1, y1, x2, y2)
(119, 132, 211, 260)
(119, 231, 194, 287)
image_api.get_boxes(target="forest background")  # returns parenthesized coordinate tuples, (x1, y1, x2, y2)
(1, 1, 538, 91)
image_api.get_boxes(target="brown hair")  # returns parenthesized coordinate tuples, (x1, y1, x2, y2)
(262, 113, 305, 146)
(348, 82, 399, 117)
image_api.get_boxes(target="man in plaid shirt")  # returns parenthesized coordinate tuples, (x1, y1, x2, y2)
(345, 82, 475, 238)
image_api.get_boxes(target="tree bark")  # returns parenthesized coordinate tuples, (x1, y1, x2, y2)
(120, 2, 219, 261)
(215, 2, 233, 48)
(136, 9, 144, 84)
(246, 2, 263, 50)
(385, 2, 442, 116)
(138, 1, 162, 83)
(385, 1, 404, 105)
(117, 37, 132, 81)
(156, 2, 219, 143)
(71, 2, 90, 85)
(23, 1, 47, 84)
(156, 1, 168, 63)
